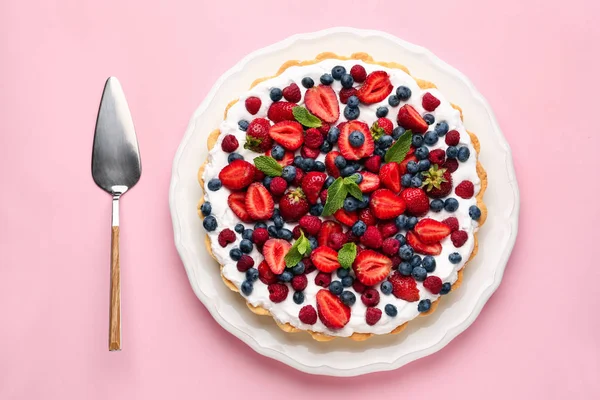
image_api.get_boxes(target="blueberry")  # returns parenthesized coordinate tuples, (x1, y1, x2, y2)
(238, 120, 249, 131)
(415, 146, 430, 160)
(282, 166, 297, 182)
(388, 95, 400, 107)
(331, 65, 346, 80)
(329, 280, 343, 295)
(399, 244, 414, 260)
(229, 247, 242, 261)
(228, 153, 244, 163)
(278, 228, 293, 241)
(268, 225, 278, 237)
(203, 215, 217, 231)
(418, 299, 431, 313)
(344, 197, 359, 212)
(272, 208, 280, 218)
(292, 262, 305, 275)
(424, 114, 435, 125)
(242, 229, 254, 240)
(324, 176, 336, 189)
(378, 135, 393, 149)
(401, 174, 412, 188)
(422, 256, 436, 272)
(392, 126, 405, 140)
(340, 291, 356, 306)
(449, 252, 462, 264)
(380, 281, 393, 295)
(235, 223, 245, 233)
(239, 239, 253, 254)
(320, 141, 332, 152)
(458, 146, 471, 162)
(412, 266, 427, 281)
(344, 105, 360, 120)
(410, 255, 422, 267)
(241, 280, 253, 295)
(358, 194, 370, 209)
(269, 88, 283, 102)
(340, 166, 355, 177)
(279, 270, 293, 282)
(410, 176, 422, 188)
(352, 173, 363, 184)
(396, 86, 412, 100)
(207, 178, 222, 191)
(412, 134, 424, 147)
(347, 95, 359, 108)
(341, 276, 354, 287)
(310, 204, 324, 216)
(200, 202, 212, 216)
(418, 160, 431, 171)
(407, 216, 418, 229)
(446, 146, 458, 159)
(301, 77, 314, 89)
(352, 221, 367, 236)
(395, 215, 409, 229)
(406, 161, 419, 174)
(444, 198, 459, 212)
(294, 156, 305, 168)
(272, 216, 283, 230)
(469, 205, 482, 220)
(376, 106, 389, 118)
(327, 126, 340, 143)
(320, 73, 334, 85)
(334, 155, 347, 168)
(263, 176, 272, 189)
(271, 145, 285, 160)
(337, 268, 349, 278)
(385, 304, 398, 317)
(435, 121, 449, 136)
(349, 130, 365, 147)
(395, 233, 406, 245)
(430, 199, 444, 212)
(293, 291, 305, 304)
(303, 158, 315, 171)
(341, 74, 354, 89)
(440, 282, 452, 295)
(424, 131, 438, 145)
(399, 262, 413, 276)
(374, 148, 386, 157)
(308, 236, 318, 250)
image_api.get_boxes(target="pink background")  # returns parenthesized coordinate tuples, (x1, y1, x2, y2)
(1, 0, 599, 398)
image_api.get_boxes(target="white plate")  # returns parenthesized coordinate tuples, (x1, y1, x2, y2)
(169, 27, 519, 377)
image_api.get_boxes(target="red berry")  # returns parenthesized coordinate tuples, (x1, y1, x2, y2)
(245, 96, 261, 115)
(379, 162, 401, 193)
(228, 192, 252, 223)
(358, 208, 377, 226)
(350, 64, 367, 83)
(381, 237, 400, 256)
(444, 158, 459, 173)
(319, 189, 328, 205)
(378, 220, 399, 239)
(388, 272, 419, 302)
(325, 151, 342, 178)
(317, 220, 343, 247)
(360, 226, 383, 249)
(455, 180, 475, 199)
(305, 85, 340, 123)
(423, 276, 443, 294)
(356, 71, 393, 104)
(334, 209, 359, 227)
(267, 101, 297, 123)
(269, 176, 287, 196)
(399, 154, 418, 176)
(301, 144, 321, 159)
(221, 134, 239, 152)
(401, 188, 430, 216)
(268, 283, 289, 303)
(236, 255, 254, 272)
(338, 121, 374, 160)
(406, 231, 442, 256)
(442, 217, 459, 232)
(263, 239, 292, 274)
(339, 87, 358, 104)
(279, 188, 310, 221)
(303, 257, 315, 273)
(299, 215, 322, 236)
(217, 229, 236, 247)
(315, 272, 332, 287)
(304, 128, 324, 149)
(345, 230, 360, 243)
(365, 307, 382, 326)
(352, 280, 366, 294)
(254, 168, 265, 182)
(361, 288, 380, 307)
(428, 149, 446, 165)
(376, 117, 393, 135)
(311, 246, 341, 272)
(298, 305, 318, 325)
(397, 104, 428, 133)
(267, 148, 295, 167)
(445, 130, 460, 146)
(414, 218, 452, 244)
(269, 121, 304, 151)
(245, 118, 273, 153)
(329, 232, 346, 250)
(353, 250, 392, 286)
(258, 260, 278, 284)
(252, 228, 269, 245)
(293, 168, 305, 186)
(358, 171, 381, 193)
(425, 169, 453, 199)
(370, 189, 406, 220)
(316, 289, 351, 329)
(319, 123, 331, 136)
(301, 172, 327, 204)
(292, 225, 303, 239)
(219, 160, 256, 190)
(422, 92, 441, 111)
(364, 155, 382, 173)
(391, 255, 402, 268)
(283, 83, 301, 103)
(245, 182, 275, 220)
(451, 230, 468, 247)
(292, 274, 308, 291)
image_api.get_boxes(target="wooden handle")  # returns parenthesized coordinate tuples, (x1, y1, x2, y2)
(109, 226, 121, 351)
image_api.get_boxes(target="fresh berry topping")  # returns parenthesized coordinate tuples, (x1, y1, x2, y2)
(267, 101, 297, 123)
(299, 215, 322, 236)
(358, 208, 377, 226)
(236, 255, 254, 272)
(311, 246, 341, 273)
(443, 158, 459, 173)
(365, 307, 382, 325)
(218, 229, 236, 247)
(304, 85, 340, 123)
(258, 260, 278, 284)
(407, 231, 442, 256)
(291, 274, 308, 291)
(318, 220, 343, 247)
(300, 144, 320, 160)
(252, 228, 269, 245)
(339, 87, 358, 104)
(245, 96, 261, 115)
(364, 155, 382, 173)
(315, 272, 332, 287)
(279, 188, 310, 221)
(375, 117, 393, 135)
(253, 168, 265, 182)
(221, 134, 239, 153)
(293, 168, 305, 186)
(422, 92, 441, 111)
(379, 162, 401, 193)
(358, 171, 381, 193)
(414, 218, 451, 244)
(353, 250, 392, 285)
(401, 188, 430, 216)
(421, 276, 442, 296)
(281, 83, 301, 103)
(422, 165, 453, 198)
(442, 217, 460, 232)
(301, 172, 327, 204)
(319, 122, 331, 136)
(397, 105, 428, 134)
(360, 226, 383, 249)
(298, 305, 318, 325)
(370, 189, 406, 220)
(451, 230, 468, 247)
(334, 209, 359, 227)
(304, 128, 324, 149)
(378, 220, 399, 239)
(269, 176, 287, 196)
(388, 272, 420, 302)
(455, 180, 474, 199)
(268, 283, 289, 303)
(352, 280, 366, 294)
(329, 232, 347, 250)
(428, 149, 446, 166)
(245, 183, 274, 220)
(228, 192, 253, 222)
(266, 148, 294, 167)
(263, 239, 292, 274)
(445, 130, 460, 146)
(219, 160, 255, 190)
(350, 64, 367, 83)
(316, 289, 351, 329)
(319, 189, 328, 204)
(361, 288, 380, 307)
(244, 118, 273, 152)
(381, 237, 400, 256)
(399, 154, 418, 176)
(356, 71, 393, 104)
(338, 121, 374, 160)
(269, 121, 304, 151)
(325, 151, 342, 178)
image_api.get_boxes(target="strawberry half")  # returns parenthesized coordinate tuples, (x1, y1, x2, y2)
(414, 218, 451, 244)
(318, 221, 343, 247)
(356, 71, 393, 104)
(338, 121, 374, 160)
(388, 272, 420, 302)
(218, 160, 255, 190)
(266, 148, 294, 167)
(397, 105, 428, 134)
(227, 192, 252, 222)
(311, 246, 341, 273)
(379, 162, 401, 193)
(334, 209, 359, 226)
(325, 151, 342, 178)
(258, 260, 278, 284)
(245, 182, 274, 220)
(407, 231, 442, 256)
(305, 85, 340, 123)
(353, 250, 392, 286)
(316, 289, 351, 329)
(262, 239, 292, 274)
(358, 171, 381, 193)
(269, 121, 304, 151)
(370, 189, 406, 220)
(302, 172, 327, 204)
(267, 101, 297, 123)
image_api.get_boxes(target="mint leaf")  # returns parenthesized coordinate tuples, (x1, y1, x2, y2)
(322, 177, 347, 216)
(343, 175, 363, 201)
(253, 156, 282, 177)
(284, 232, 310, 267)
(338, 243, 357, 269)
(384, 130, 413, 163)
(292, 107, 322, 128)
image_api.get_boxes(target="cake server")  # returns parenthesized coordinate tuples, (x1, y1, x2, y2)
(92, 77, 141, 351)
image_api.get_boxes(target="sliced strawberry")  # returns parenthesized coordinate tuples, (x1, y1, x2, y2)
(311, 246, 340, 273)
(407, 231, 442, 256)
(370, 189, 406, 220)
(304, 85, 340, 123)
(338, 121, 374, 160)
(358, 171, 381, 193)
(218, 160, 255, 190)
(258, 260, 278, 284)
(227, 192, 252, 223)
(318, 221, 343, 247)
(245, 182, 274, 220)
(379, 162, 401, 193)
(353, 250, 392, 286)
(333, 209, 359, 226)
(356, 71, 393, 104)
(414, 218, 451, 244)
(388, 272, 420, 302)
(399, 154, 418, 176)
(302, 172, 327, 204)
(266, 148, 294, 167)
(325, 151, 342, 178)
(316, 289, 351, 329)
(269, 121, 304, 151)
(267, 102, 297, 122)
(397, 105, 428, 134)
(262, 239, 292, 274)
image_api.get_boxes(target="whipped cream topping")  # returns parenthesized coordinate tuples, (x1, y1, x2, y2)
(202, 59, 481, 337)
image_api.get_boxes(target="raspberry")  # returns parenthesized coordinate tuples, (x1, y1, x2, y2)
(365, 307, 382, 325)
(268, 283, 289, 303)
(218, 229, 236, 247)
(269, 176, 287, 196)
(376, 118, 393, 135)
(350, 64, 367, 83)
(428, 149, 446, 165)
(359, 208, 377, 226)
(221, 134, 239, 152)
(422, 92, 441, 111)
(451, 230, 468, 247)
(252, 228, 269, 245)
(364, 155, 382, 173)
(442, 217, 459, 232)
(445, 130, 460, 146)
(381, 238, 400, 256)
(236, 255, 254, 272)
(304, 128, 324, 149)
(443, 159, 459, 173)
(283, 83, 301, 103)
(360, 226, 383, 249)
(318, 123, 330, 136)
(301, 145, 320, 159)
(293, 169, 305, 186)
(339, 87, 358, 104)
(378, 221, 398, 239)
(315, 272, 332, 287)
(345, 231, 360, 243)
(455, 181, 474, 199)
(319, 189, 328, 204)
(391, 255, 402, 268)
(254, 168, 265, 182)
(352, 280, 366, 293)
(299, 215, 322, 236)
(244, 96, 261, 115)
(361, 288, 380, 306)
(291, 274, 308, 291)
(292, 225, 304, 239)
(303, 257, 315, 273)
(423, 276, 443, 294)
(298, 305, 317, 325)
(329, 232, 346, 250)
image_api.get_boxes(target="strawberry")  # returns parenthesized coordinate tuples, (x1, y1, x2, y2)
(350, 64, 367, 83)
(298, 305, 318, 325)
(356, 71, 393, 104)
(292, 225, 303, 239)
(442, 217, 459, 232)
(401, 188, 430, 216)
(329, 232, 347, 250)
(262, 239, 292, 274)
(422, 166, 453, 198)
(219, 160, 255, 190)
(455, 180, 474, 199)
(358, 208, 377, 226)
(318, 221, 343, 247)
(445, 130, 460, 146)
(279, 188, 310, 221)
(301, 171, 327, 204)
(268, 283, 289, 303)
(423, 276, 443, 294)
(376, 118, 393, 135)
(451, 230, 468, 247)
(252, 228, 269, 245)
(311, 246, 340, 273)
(325, 151, 341, 178)
(258, 260, 278, 284)
(370, 189, 406, 220)
(253, 168, 265, 182)
(365, 307, 382, 325)
(244, 118, 273, 152)
(379, 162, 401, 193)
(364, 155, 382, 173)
(299, 215, 322, 236)
(414, 218, 451, 244)
(316, 289, 351, 329)
(269, 121, 304, 151)
(304, 128, 324, 149)
(282, 83, 301, 103)
(266, 148, 294, 166)
(422, 92, 441, 111)
(338, 121, 374, 160)
(388, 272, 420, 302)
(428, 148, 446, 165)
(397, 105, 428, 134)
(221, 134, 239, 152)
(358, 171, 381, 193)
(378, 220, 399, 238)
(245, 96, 261, 115)
(218, 229, 236, 247)
(293, 169, 305, 186)
(304, 85, 340, 123)
(301, 145, 320, 159)
(334, 209, 359, 226)
(399, 154, 418, 176)
(443, 158, 459, 173)
(269, 176, 287, 196)
(407, 231, 442, 256)
(227, 192, 252, 222)
(267, 101, 297, 123)
(360, 225, 383, 249)
(353, 250, 392, 286)
(339, 87, 358, 104)
(245, 182, 275, 220)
